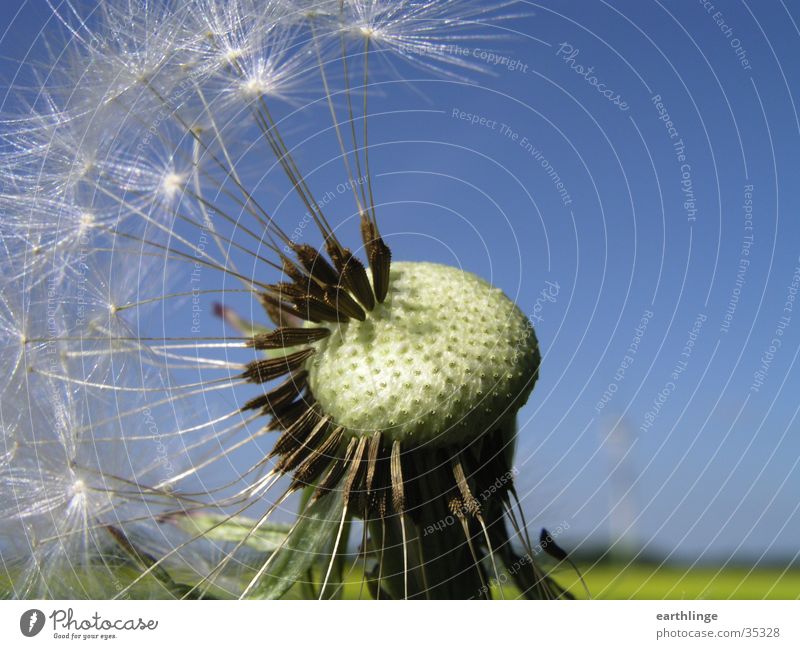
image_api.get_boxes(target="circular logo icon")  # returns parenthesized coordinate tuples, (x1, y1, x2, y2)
(20, 609, 45, 637)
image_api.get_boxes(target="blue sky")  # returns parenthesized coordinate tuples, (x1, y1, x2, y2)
(2, 1, 799, 565)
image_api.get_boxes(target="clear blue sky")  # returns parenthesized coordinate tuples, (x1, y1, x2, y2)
(2, 1, 799, 565)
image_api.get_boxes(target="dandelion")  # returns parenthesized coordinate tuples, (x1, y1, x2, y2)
(0, 376, 174, 598)
(336, 0, 517, 75)
(0, 0, 575, 599)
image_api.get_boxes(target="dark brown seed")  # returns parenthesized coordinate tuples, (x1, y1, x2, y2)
(241, 371, 308, 412)
(249, 328, 330, 350)
(281, 261, 326, 299)
(274, 415, 330, 472)
(344, 436, 370, 503)
(259, 293, 305, 327)
(368, 237, 392, 304)
(324, 286, 366, 321)
(294, 295, 350, 323)
(452, 458, 481, 517)
(266, 395, 314, 431)
(369, 445, 391, 518)
(448, 497, 465, 518)
(364, 432, 382, 496)
(280, 258, 309, 285)
(264, 282, 305, 300)
(293, 243, 340, 287)
(271, 407, 320, 457)
(241, 348, 315, 384)
(314, 436, 360, 501)
(390, 440, 405, 515)
(291, 427, 344, 490)
(326, 241, 375, 310)
(361, 216, 392, 303)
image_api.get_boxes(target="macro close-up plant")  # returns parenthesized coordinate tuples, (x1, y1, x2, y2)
(0, 0, 572, 600)
(2, 0, 799, 623)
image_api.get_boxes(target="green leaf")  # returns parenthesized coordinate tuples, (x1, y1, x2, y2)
(105, 525, 216, 599)
(251, 489, 344, 600)
(173, 513, 291, 553)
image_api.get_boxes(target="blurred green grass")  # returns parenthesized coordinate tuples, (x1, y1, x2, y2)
(576, 563, 800, 599)
(332, 564, 800, 600)
(4, 563, 798, 599)
(328, 563, 800, 599)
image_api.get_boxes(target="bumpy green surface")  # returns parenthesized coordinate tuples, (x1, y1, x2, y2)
(306, 262, 539, 445)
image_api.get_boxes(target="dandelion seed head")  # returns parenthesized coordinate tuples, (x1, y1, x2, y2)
(0, 0, 553, 600)
(307, 262, 539, 444)
(337, 0, 516, 77)
(51, 1, 198, 111)
(240, 70, 278, 98)
(223, 47, 245, 63)
(160, 171, 188, 199)
(78, 211, 95, 231)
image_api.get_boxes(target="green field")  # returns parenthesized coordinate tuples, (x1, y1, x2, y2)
(576, 563, 800, 599)
(4, 563, 798, 599)
(329, 563, 800, 599)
